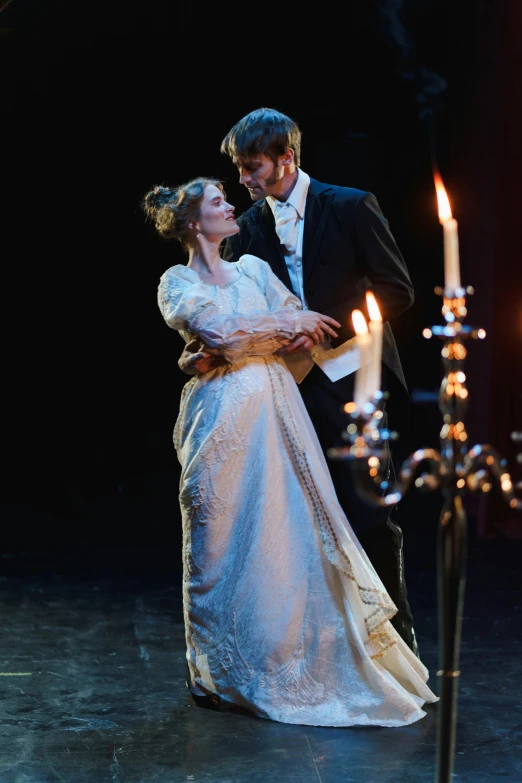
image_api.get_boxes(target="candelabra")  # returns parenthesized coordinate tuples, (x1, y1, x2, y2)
(329, 286, 522, 783)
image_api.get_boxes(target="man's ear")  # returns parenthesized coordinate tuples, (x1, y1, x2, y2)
(280, 148, 295, 167)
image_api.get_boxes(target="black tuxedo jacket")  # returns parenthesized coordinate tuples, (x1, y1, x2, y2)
(224, 177, 414, 399)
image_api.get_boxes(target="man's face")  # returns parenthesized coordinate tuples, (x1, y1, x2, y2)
(234, 154, 285, 201)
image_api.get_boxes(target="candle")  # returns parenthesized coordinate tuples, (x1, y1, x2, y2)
(442, 218, 461, 290)
(352, 309, 372, 410)
(366, 291, 383, 399)
(434, 171, 461, 290)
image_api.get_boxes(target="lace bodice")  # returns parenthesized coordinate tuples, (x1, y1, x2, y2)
(157, 254, 303, 363)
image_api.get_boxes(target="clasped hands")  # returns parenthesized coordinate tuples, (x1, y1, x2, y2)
(178, 310, 340, 376)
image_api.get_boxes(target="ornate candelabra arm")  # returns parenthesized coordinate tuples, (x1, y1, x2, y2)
(397, 448, 443, 494)
(462, 444, 522, 510)
(335, 443, 443, 507)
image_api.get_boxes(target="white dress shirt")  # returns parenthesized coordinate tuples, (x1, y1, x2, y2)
(267, 169, 309, 306)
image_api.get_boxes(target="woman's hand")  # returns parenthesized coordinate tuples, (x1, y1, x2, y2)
(178, 338, 228, 375)
(296, 311, 340, 344)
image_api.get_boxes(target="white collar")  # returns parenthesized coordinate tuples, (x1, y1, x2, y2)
(267, 169, 310, 219)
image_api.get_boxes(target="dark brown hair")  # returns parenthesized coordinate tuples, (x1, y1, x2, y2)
(142, 177, 224, 249)
(220, 108, 302, 167)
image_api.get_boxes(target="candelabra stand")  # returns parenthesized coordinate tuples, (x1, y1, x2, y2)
(328, 286, 522, 783)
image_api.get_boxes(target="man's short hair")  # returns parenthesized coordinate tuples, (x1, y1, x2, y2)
(221, 107, 301, 167)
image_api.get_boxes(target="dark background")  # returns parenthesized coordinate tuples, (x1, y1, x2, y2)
(2, 0, 521, 574)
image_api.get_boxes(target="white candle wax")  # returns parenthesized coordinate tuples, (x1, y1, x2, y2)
(443, 217, 461, 290)
(354, 332, 372, 410)
(367, 320, 383, 399)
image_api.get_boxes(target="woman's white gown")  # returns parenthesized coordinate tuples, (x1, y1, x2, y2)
(158, 254, 438, 727)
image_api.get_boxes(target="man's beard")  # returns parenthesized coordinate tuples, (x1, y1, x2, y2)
(249, 164, 281, 200)
(264, 165, 280, 188)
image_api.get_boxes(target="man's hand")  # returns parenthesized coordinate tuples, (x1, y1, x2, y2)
(178, 338, 227, 376)
(276, 335, 315, 355)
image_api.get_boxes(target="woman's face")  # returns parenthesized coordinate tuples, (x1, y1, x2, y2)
(196, 184, 239, 240)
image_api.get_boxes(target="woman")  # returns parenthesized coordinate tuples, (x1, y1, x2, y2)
(144, 177, 438, 727)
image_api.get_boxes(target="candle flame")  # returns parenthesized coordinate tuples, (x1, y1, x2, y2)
(352, 309, 368, 335)
(433, 170, 453, 222)
(366, 291, 382, 322)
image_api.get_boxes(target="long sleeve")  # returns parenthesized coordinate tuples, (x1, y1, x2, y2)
(157, 261, 302, 363)
(323, 192, 414, 347)
(354, 192, 414, 319)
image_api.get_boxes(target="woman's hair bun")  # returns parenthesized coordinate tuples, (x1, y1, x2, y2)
(142, 185, 177, 222)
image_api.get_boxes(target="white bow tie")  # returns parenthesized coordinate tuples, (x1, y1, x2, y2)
(274, 202, 300, 255)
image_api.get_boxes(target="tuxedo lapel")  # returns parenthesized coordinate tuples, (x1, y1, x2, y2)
(302, 179, 334, 287)
(246, 202, 295, 294)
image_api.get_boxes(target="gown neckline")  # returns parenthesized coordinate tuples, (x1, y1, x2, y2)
(188, 262, 243, 290)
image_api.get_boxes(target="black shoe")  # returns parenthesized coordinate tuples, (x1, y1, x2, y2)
(190, 691, 221, 711)
(186, 663, 221, 711)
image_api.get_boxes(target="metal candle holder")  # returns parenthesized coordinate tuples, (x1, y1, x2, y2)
(328, 286, 522, 783)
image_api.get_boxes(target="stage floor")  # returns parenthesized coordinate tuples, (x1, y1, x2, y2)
(1, 530, 521, 783)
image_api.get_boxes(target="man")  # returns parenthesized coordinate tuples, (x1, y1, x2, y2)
(179, 107, 418, 655)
